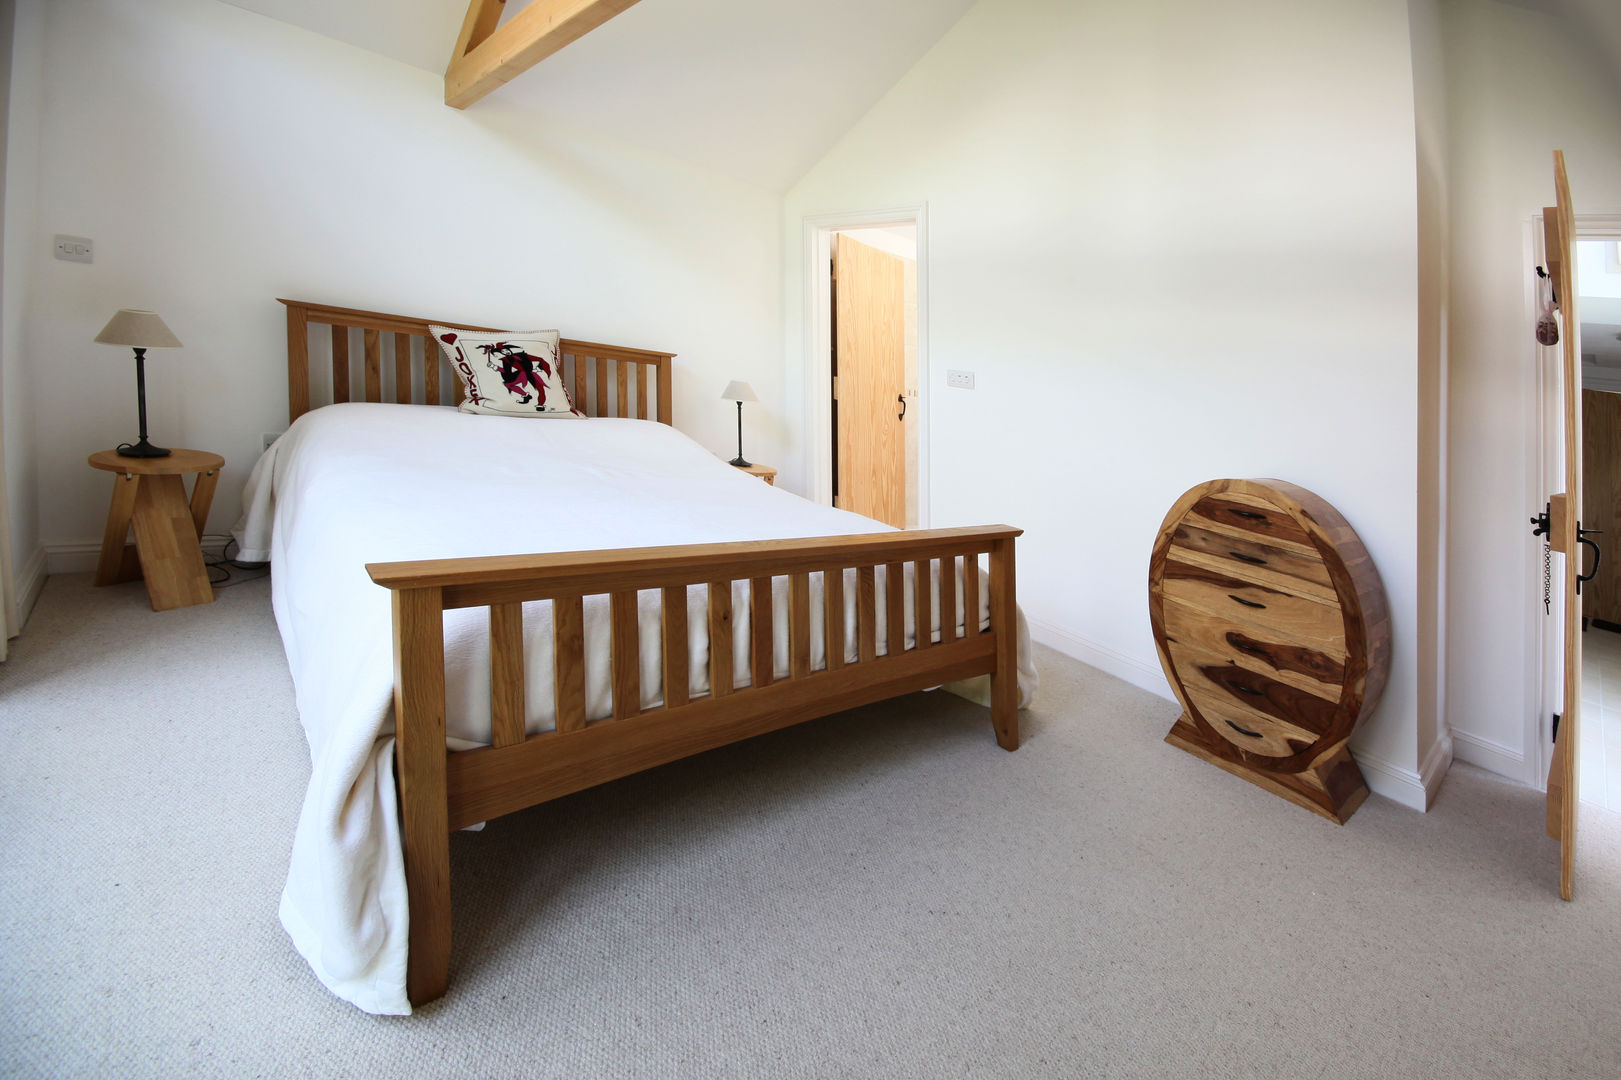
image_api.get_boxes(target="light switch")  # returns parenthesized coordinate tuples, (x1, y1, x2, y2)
(53, 234, 93, 263)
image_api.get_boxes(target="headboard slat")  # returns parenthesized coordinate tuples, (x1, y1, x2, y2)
(332, 326, 351, 404)
(278, 299, 675, 427)
(423, 336, 440, 407)
(394, 332, 412, 405)
(363, 329, 382, 403)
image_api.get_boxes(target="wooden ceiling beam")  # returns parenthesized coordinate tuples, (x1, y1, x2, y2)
(445, 0, 645, 110)
(450, 0, 507, 63)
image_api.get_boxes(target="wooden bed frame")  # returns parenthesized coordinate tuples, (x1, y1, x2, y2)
(279, 300, 1022, 1007)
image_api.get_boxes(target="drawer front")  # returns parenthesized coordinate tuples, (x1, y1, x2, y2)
(1183, 494, 1315, 550)
(1167, 524, 1335, 603)
(1158, 558, 1346, 657)
(1178, 658, 1337, 759)
(1161, 607, 1345, 702)
(1185, 687, 1319, 758)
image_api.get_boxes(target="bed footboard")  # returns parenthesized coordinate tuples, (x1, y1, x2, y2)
(367, 525, 1021, 1007)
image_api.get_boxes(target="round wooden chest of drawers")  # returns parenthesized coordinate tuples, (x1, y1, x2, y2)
(1148, 479, 1390, 823)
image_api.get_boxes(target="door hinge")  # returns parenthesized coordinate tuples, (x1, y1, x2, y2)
(1552, 712, 1561, 743)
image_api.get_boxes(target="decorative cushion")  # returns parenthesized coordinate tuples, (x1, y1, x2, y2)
(428, 325, 583, 418)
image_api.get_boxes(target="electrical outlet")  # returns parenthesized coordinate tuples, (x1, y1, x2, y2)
(946, 369, 975, 389)
(53, 234, 93, 263)
(262, 432, 282, 453)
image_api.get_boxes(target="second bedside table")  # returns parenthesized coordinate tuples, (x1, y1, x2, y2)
(732, 462, 776, 485)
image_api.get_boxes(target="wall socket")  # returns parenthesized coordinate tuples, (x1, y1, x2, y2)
(53, 234, 93, 263)
(946, 370, 975, 389)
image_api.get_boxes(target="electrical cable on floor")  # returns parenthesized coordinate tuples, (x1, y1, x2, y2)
(200, 534, 271, 589)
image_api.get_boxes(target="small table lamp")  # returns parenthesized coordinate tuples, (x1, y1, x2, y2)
(721, 380, 758, 467)
(95, 309, 182, 458)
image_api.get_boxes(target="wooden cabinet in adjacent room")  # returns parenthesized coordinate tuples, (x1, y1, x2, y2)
(1583, 388, 1621, 629)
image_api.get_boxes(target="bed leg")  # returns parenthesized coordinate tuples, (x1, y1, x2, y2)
(989, 537, 1020, 751)
(394, 587, 452, 1007)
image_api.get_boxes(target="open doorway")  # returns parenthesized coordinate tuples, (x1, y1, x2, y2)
(1576, 237, 1621, 811)
(802, 207, 928, 527)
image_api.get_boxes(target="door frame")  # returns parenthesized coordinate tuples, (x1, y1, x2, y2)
(801, 205, 930, 526)
(1533, 213, 1621, 789)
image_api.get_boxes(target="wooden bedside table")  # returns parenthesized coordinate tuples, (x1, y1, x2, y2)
(89, 448, 223, 611)
(733, 462, 776, 485)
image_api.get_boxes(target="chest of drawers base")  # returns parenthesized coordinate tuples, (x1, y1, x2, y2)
(1149, 478, 1390, 825)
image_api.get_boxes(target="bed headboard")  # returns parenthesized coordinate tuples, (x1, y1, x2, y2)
(279, 299, 675, 426)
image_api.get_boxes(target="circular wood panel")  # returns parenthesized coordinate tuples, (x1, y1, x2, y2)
(1148, 479, 1390, 774)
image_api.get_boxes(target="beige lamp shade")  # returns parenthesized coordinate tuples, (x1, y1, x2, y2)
(94, 309, 182, 349)
(720, 380, 757, 403)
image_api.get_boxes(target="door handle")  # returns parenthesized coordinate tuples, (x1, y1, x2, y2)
(897, 394, 907, 422)
(1577, 524, 1603, 595)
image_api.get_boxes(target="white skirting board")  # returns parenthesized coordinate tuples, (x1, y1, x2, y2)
(12, 544, 46, 635)
(1356, 732, 1453, 812)
(1451, 728, 1531, 787)
(1026, 616, 1452, 812)
(1026, 616, 1172, 701)
(43, 537, 231, 575)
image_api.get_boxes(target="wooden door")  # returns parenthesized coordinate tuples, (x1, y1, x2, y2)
(834, 234, 907, 528)
(1543, 151, 1584, 901)
(1583, 388, 1621, 627)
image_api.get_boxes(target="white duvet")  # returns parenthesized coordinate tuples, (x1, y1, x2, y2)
(235, 403, 1036, 1014)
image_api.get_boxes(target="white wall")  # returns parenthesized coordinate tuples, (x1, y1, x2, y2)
(1442, 0, 1621, 783)
(784, 0, 1435, 806)
(13, 0, 783, 560)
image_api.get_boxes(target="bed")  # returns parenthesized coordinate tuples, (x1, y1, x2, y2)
(238, 300, 1035, 1014)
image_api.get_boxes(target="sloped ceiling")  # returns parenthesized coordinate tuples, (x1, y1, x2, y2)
(217, 0, 976, 191)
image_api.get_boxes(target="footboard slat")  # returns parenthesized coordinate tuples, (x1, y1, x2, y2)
(913, 558, 932, 651)
(749, 577, 773, 689)
(857, 566, 877, 662)
(661, 586, 690, 709)
(940, 557, 958, 645)
(884, 562, 905, 657)
(709, 581, 734, 696)
(554, 594, 586, 732)
(789, 573, 811, 679)
(489, 602, 525, 748)
(963, 557, 980, 637)
(823, 568, 846, 672)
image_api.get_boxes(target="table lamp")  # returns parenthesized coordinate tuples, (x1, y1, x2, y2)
(721, 380, 758, 467)
(95, 309, 182, 458)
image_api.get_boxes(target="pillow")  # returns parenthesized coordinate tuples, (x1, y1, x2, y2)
(428, 325, 583, 418)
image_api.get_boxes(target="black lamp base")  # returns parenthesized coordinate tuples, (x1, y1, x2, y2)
(116, 437, 171, 459)
(728, 455, 752, 468)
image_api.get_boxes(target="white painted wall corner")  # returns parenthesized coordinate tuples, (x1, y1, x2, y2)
(1450, 727, 1529, 787)
(1359, 730, 1453, 813)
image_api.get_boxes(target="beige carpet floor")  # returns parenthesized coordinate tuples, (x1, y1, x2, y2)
(2, 573, 1620, 1079)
